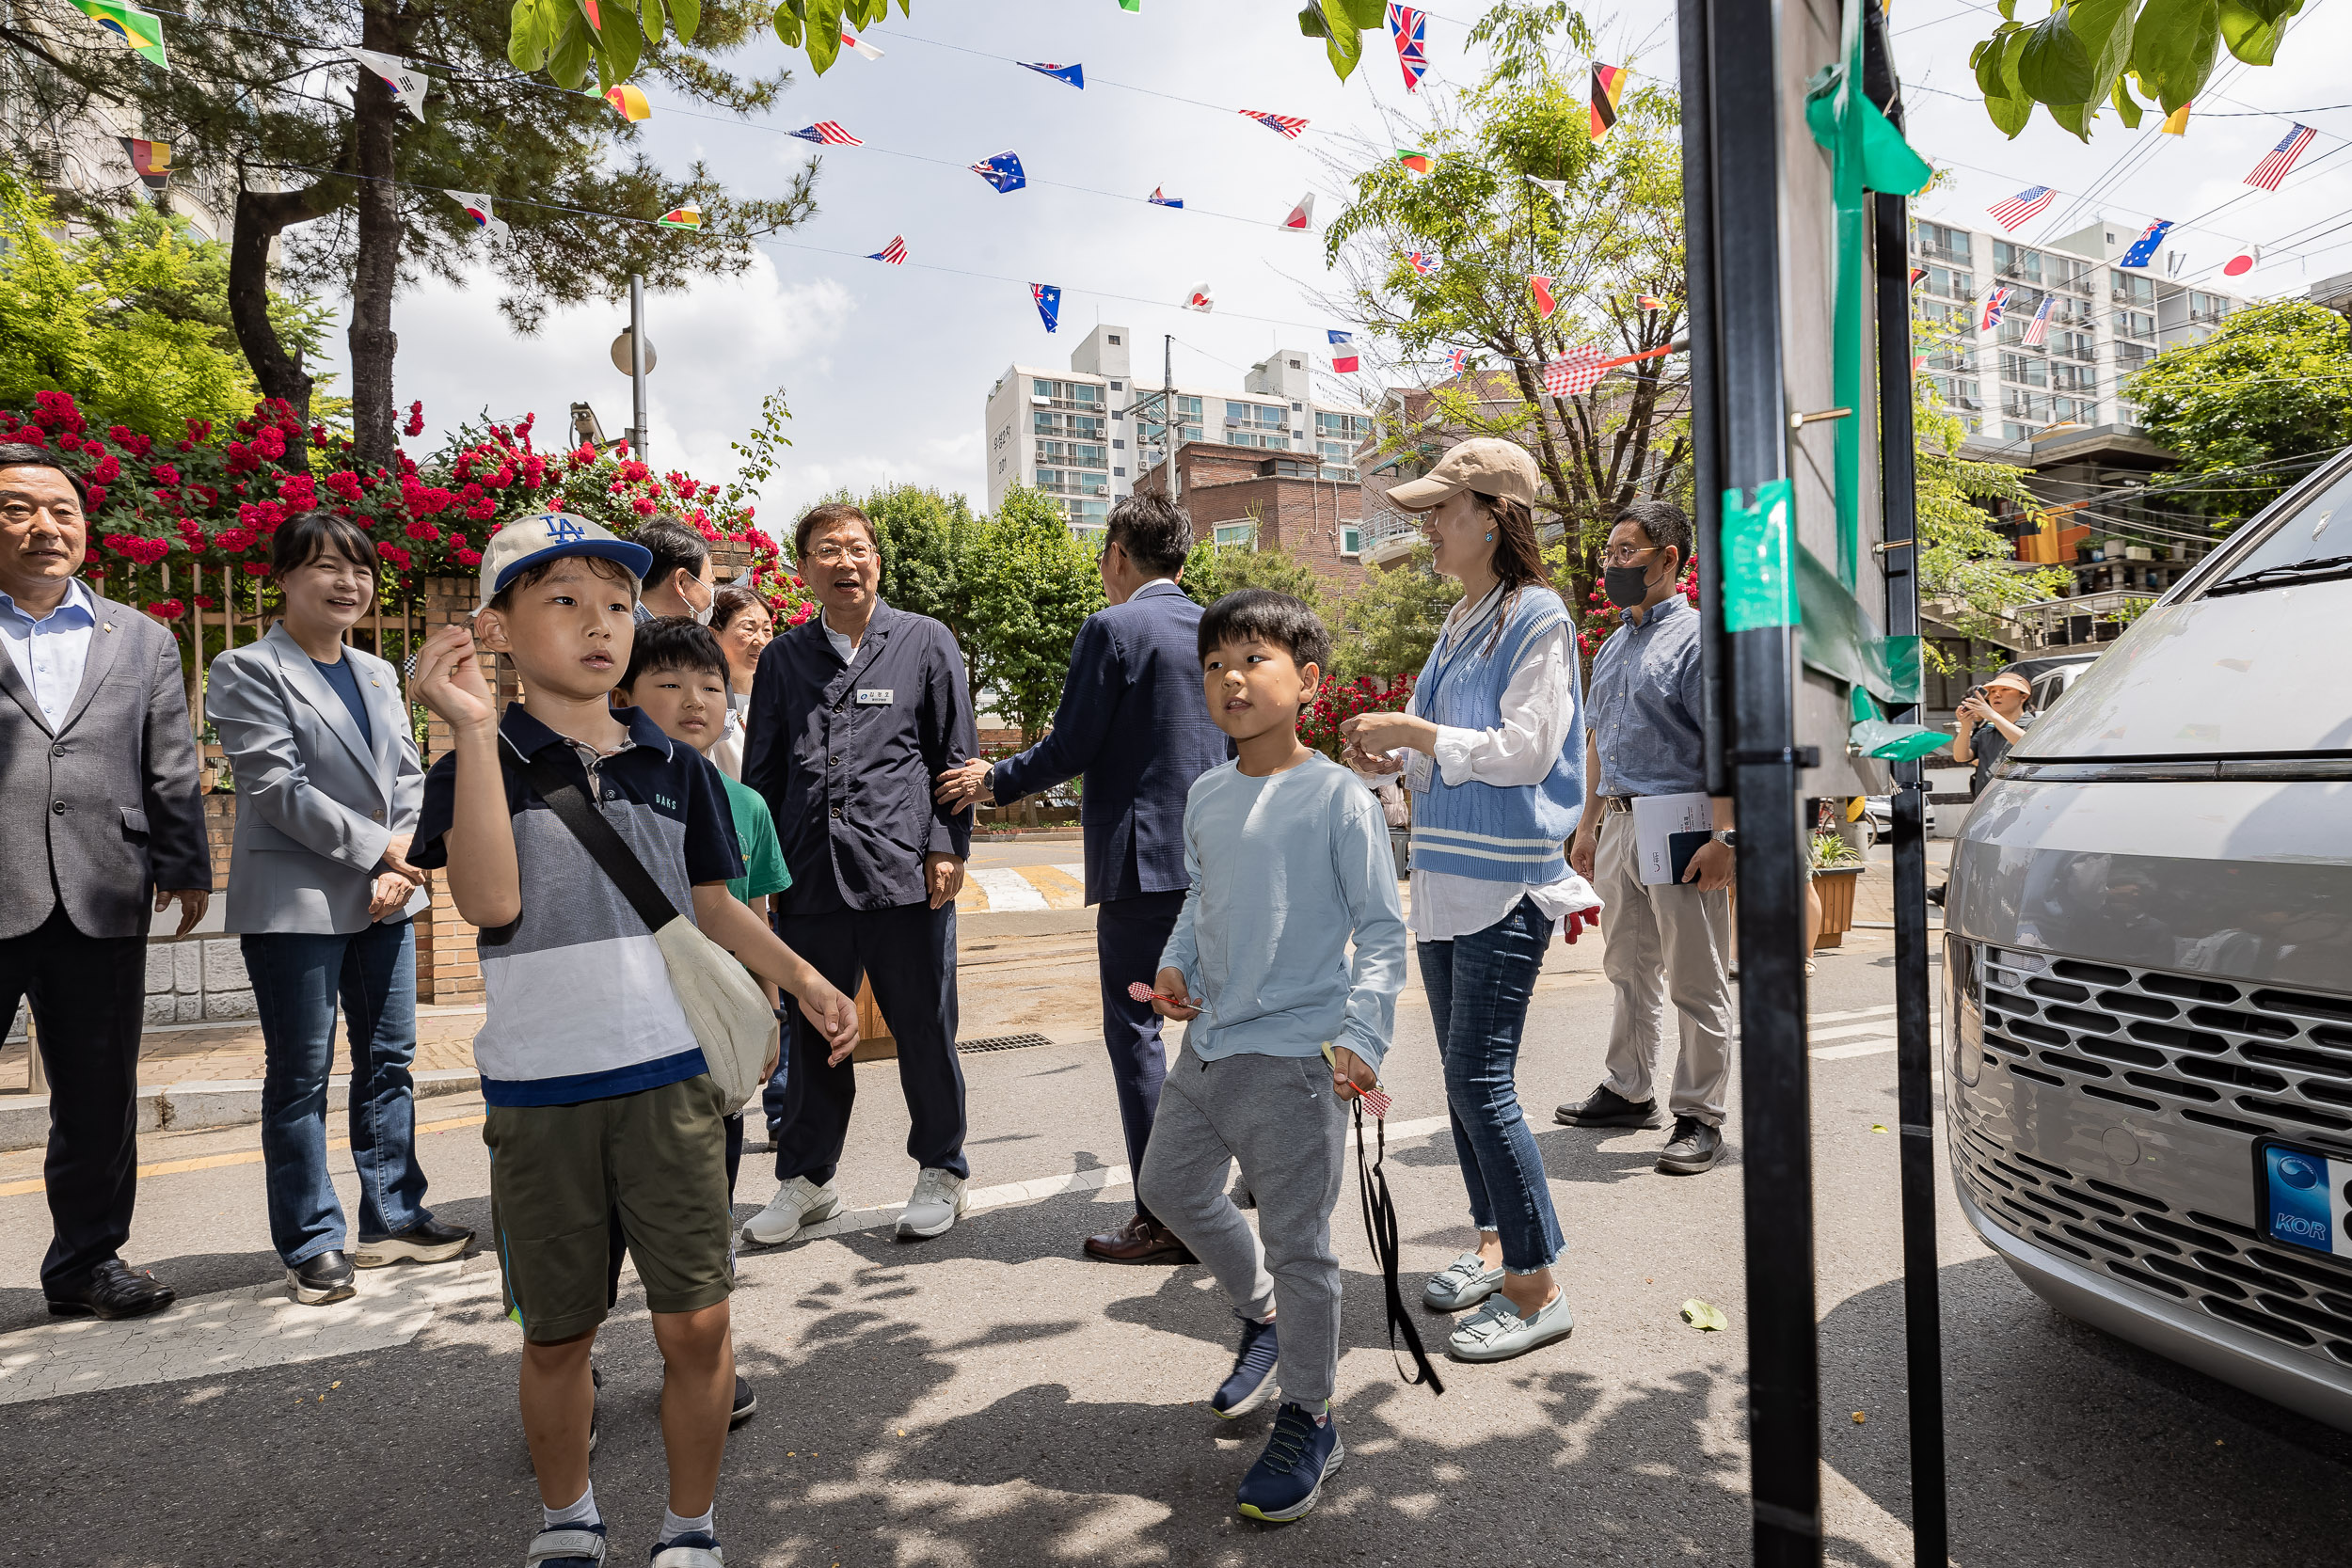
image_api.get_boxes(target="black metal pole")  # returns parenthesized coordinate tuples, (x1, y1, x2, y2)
(1680, 0, 1821, 1560)
(1864, 6, 1950, 1560)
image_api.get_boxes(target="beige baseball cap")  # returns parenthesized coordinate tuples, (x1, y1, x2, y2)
(1384, 437, 1540, 511)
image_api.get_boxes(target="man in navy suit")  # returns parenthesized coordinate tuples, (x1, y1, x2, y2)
(936, 495, 1229, 1263)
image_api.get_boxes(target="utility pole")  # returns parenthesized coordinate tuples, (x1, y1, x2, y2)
(1165, 332, 1179, 504)
(629, 274, 649, 463)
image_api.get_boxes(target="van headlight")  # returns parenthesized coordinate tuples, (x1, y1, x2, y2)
(1947, 933, 1983, 1086)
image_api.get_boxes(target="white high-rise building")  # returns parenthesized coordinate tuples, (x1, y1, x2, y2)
(983, 325, 1371, 541)
(1909, 214, 2252, 447)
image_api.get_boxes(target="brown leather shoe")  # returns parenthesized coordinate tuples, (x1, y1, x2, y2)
(1083, 1214, 1196, 1265)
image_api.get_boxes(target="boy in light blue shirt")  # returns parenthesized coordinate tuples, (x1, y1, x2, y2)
(1141, 589, 1407, 1525)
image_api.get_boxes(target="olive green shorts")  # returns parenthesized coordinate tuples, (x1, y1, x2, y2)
(484, 1073, 733, 1343)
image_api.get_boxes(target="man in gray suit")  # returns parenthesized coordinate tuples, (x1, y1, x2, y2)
(0, 444, 210, 1321)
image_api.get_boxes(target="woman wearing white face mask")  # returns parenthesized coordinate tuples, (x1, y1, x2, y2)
(707, 585, 773, 779)
(634, 517, 719, 624)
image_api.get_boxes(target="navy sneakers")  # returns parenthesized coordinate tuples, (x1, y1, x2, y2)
(1235, 1402, 1344, 1523)
(1211, 1314, 1280, 1418)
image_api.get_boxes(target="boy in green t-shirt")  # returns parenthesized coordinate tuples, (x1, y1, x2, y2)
(612, 616, 796, 1435)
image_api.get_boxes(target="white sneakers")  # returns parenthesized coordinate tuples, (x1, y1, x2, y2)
(742, 1176, 841, 1246)
(741, 1169, 970, 1246)
(897, 1168, 967, 1240)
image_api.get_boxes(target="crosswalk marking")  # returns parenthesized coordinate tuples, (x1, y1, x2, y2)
(967, 867, 1050, 911)
(1812, 1037, 1899, 1060)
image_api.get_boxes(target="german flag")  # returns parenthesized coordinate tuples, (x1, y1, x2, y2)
(119, 136, 171, 190)
(1590, 62, 1628, 141)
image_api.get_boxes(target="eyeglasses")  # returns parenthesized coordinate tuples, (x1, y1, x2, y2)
(1600, 543, 1661, 566)
(805, 544, 875, 565)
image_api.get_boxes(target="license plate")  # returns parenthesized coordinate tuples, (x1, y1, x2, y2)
(2254, 1139, 2352, 1259)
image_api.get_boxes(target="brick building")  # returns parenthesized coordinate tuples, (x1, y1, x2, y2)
(1133, 440, 1370, 593)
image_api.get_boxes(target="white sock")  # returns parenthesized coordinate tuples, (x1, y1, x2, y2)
(660, 1504, 715, 1544)
(1313, 1401, 1331, 1428)
(542, 1482, 598, 1531)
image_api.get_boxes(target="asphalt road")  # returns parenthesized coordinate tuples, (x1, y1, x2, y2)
(4, 924, 2348, 1566)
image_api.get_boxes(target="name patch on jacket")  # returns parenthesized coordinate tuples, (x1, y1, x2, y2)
(854, 688, 895, 705)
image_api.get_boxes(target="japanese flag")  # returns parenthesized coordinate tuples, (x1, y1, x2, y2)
(841, 31, 884, 59)
(1281, 193, 1315, 231)
(1183, 281, 1215, 313)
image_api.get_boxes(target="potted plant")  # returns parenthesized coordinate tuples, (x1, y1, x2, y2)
(1809, 831, 1867, 947)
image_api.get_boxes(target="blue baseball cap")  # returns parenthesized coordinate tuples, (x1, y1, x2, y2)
(481, 511, 654, 596)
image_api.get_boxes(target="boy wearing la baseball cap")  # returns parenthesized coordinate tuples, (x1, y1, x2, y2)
(405, 513, 859, 1568)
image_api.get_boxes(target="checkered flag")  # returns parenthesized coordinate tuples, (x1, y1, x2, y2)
(1541, 344, 1609, 397)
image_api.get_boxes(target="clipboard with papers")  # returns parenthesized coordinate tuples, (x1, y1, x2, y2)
(1630, 792, 1715, 885)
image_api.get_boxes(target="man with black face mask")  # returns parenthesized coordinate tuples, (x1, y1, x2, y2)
(1553, 500, 1738, 1176)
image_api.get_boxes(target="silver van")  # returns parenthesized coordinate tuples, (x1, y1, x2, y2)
(1946, 447, 2352, 1432)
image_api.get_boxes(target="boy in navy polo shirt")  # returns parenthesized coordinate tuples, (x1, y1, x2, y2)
(408, 513, 857, 1568)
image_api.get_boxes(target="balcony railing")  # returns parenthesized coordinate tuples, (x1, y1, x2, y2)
(1915, 241, 1970, 265)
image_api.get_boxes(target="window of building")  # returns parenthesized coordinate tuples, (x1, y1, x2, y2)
(1032, 377, 1104, 407)
(1035, 467, 1108, 497)
(2050, 363, 2097, 393)
(1341, 524, 1362, 556)
(2111, 273, 2155, 307)
(1033, 410, 1107, 440)
(2113, 309, 2155, 341)
(2051, 330, 2096, 362)
(1288, 358, 1302, 370)
(2003, 421, 2036, 441)
(2189, 291, 2231, 325)
(2002, 389, 2052, 423)
(1922, 264, 1973, 299)
(1227, 401, 1286, 430)
(1928, 375, 1982, 410)
(1110, 379, 1123, 391)
(1999, 353, 2048, 388)
(1113, 466, 1125, 477)
(1993, 241, 2044, 284)
(1107, 334, 1120, 344)
(1036, 439, 1109, 468)
(1914, 219, 1970, 263)
(1317, 439, 1359, 467)
(1314, 410, 1373, 443)
(1213, 521, 1259, 549)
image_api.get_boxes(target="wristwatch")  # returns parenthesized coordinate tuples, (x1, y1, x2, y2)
(1713, 830, 1739, 849)
(982, 762, 998, 806)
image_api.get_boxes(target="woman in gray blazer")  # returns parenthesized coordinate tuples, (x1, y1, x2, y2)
(208, 512, 472, 1305)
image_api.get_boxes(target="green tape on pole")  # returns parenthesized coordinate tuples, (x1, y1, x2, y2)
(1796, 543, 1922, 705)
(1721, 478, 1800, 632)
(1847, 686, 1948, 761)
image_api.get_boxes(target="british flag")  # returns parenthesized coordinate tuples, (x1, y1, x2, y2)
(1241, 109, 1310, 139)
(1388, 3, 1428, 91)
(867, 234, 907, 265)
(2021, 293, 2055, 347)
(1979, 283, 2011, 333)
(1447, 348, 1470, 374)
(2244, 123, 2317, 191)
(789, 120, 862, 146)
(1541, 344, 1609, 397)
(1406, 250, 1435, 276)
(1985, 185, 2056, 232)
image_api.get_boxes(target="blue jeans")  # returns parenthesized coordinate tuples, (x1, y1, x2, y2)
(243, 920, 431, 1266)
(1418, 896, 1565, 1274)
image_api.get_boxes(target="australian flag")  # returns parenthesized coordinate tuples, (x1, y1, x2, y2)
(1019, 61, 1084, 88)
(2119, 218, 2172, 269)
(1031, 282, 1061, 333)
(971, 150, 1026, 194)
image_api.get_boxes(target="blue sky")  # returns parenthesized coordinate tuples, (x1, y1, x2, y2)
(329, 0, 2352, 535)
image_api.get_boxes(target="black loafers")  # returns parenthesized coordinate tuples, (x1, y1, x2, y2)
(46, 1259, 176, 1321)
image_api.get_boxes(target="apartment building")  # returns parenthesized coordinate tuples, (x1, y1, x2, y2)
(983, 325, 1371, 541)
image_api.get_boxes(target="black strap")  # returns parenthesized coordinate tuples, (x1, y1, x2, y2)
(1353, 1100, 1445, 1395)
(499, 737, 680, 935)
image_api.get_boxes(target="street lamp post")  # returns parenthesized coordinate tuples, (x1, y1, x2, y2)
(629, 274, 648, 463)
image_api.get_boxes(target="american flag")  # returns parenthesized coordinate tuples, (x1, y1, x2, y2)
(1388, 3, 1427, 91)
(867, 234, 907, 265)
(1148, 185, 1184, 208)
(1541, 344, 1609, 397)
(1985, 185, 2056, 232)
(2021, 293, 2055, 347)
(790, 120, 862, 146)
(1979, 284, 2010, 333)
(1241, 109, 1310, 139)
(1406, 251, 1435, 276)
(2244, 123, 2317, 191)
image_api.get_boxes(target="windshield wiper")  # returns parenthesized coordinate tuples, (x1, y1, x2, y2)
(2207, 553, 2352, 597)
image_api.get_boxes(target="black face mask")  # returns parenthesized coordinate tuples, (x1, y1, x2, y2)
(1603, 563, 1653, 609)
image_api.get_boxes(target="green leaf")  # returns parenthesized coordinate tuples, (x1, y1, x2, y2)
(2050, 99, 2093, 139)
(1319, 0, 1362, 79)
(2130, 0, 2219, 112)
(668, 0, 698, 40)
(1337, 0, 1386, 24)
(2018, 8, 2096, 103)
(805, 0, 844, 72)
(603, 6, 642, 81)
(2110, 71, 2144, 126)
(548, 7, 594, 87)
(2068, 0, 2140, 93)
(641, 0, 664, 47)
(509, 0, 548, 69)
(1681, 1299, 1729, 1332)
(1297, 3, 1329, 37)
(771, 4, 802, 46)
(1986, 91, 2035, 135)
(2235, 0, 2300, 22)
(2217, 0, 2288, 63)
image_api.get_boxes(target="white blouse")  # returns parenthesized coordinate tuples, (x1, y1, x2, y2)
(1366, 588, 1603, 942)
(709, 689, 750, 780)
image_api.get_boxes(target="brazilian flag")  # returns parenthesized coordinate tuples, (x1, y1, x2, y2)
(72, 0, 167, 68)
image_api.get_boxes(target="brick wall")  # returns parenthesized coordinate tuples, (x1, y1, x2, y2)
(1136, 440, 1369, 594)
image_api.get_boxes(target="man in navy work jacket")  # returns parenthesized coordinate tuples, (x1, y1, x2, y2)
(742, 501, 979, 1247)
(935, 495, 1230, 1264)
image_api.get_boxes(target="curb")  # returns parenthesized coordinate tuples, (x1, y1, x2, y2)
(0, 1068, 481, 1154)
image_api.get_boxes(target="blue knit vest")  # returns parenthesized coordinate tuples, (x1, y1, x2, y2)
(1407, 585, 1585, 884)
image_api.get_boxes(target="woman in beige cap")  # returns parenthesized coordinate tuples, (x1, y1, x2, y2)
(1340, 437, 1600, 1365)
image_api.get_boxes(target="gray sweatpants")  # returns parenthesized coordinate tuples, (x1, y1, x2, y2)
(1137, 1042, 1348, 1407)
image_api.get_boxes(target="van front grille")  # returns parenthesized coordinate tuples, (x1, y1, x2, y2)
(1957, 947, 2352, 1368)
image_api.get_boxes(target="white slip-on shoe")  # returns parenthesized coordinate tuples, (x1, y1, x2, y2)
(741, 1176, 841, 1246)
(1447, 1289, 1576, 1362)
(1422, 1251, 1505, 1312)
(896, 1167, 968, 1240)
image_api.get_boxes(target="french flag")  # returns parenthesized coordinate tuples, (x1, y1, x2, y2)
(1328, 330, 1359, 374)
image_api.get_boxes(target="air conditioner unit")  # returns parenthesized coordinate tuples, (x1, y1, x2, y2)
(27, 138, 62, 182)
